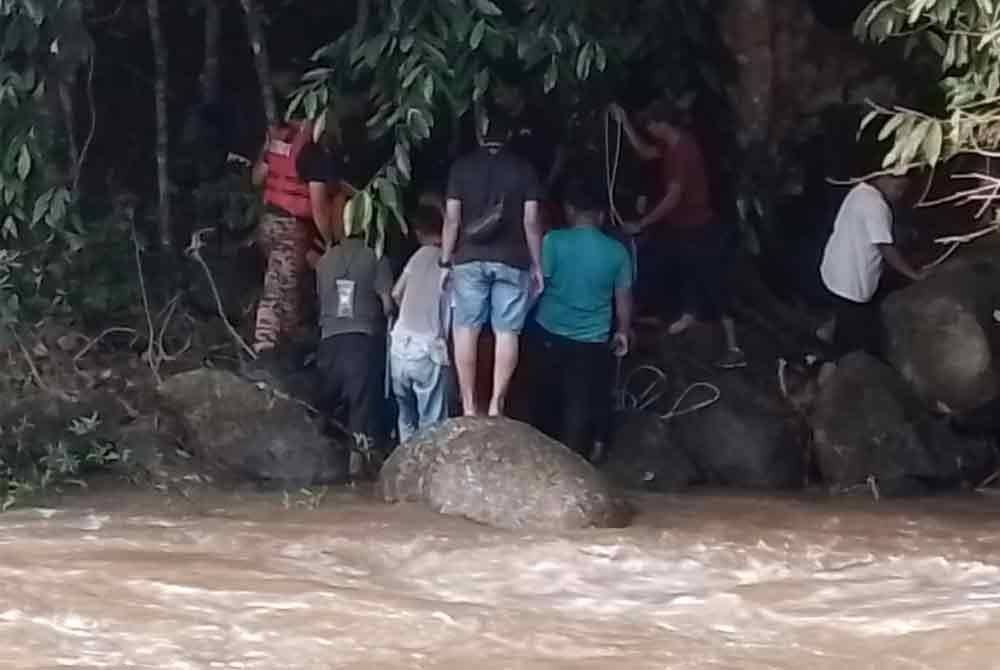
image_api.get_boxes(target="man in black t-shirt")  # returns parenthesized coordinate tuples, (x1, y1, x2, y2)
(440, 113, 544, 417)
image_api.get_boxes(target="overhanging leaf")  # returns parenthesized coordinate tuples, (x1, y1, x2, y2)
(470, 19, 486, 49)
(16, 146, 30, 181)
(543, 57, 558, 93)
(923, 120, 944, 166)
(472, 0, 502, 17)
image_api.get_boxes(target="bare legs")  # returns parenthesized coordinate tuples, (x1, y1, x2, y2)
(452, 326, 520, 417)
(489, 331, 520, 416)
(453, 326, 481, 417)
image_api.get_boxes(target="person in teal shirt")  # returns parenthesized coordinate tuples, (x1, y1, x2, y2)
(531, 177, 633, 461)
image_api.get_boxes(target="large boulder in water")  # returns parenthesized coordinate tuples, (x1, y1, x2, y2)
(883, 256, 1000, 413)
(604, 411, 702, 492)
(671, 375, 808, 489)
(159, 369, 348, 486)
(811, 352, 995, 495)
(378, 417, 631, 530)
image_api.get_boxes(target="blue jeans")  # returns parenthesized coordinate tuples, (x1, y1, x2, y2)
(390, 332, 448, 443)
(451, 261, 531, 333)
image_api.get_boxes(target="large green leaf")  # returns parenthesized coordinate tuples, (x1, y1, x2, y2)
(543, 57, 558, 93)
(472, 0, 502, 17)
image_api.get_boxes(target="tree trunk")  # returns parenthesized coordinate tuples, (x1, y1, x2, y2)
(240, 0, 276, 126)
(201, 0, 221, 99)
(147, 0, 172, 249)
(58, 83, 80, 187)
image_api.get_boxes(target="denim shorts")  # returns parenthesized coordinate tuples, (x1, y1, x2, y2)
(452, 261, 531, 333)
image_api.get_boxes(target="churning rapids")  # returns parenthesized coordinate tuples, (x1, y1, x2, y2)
(2, 488, 1000, 669)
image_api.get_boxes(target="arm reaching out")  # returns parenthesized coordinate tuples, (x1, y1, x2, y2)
(878, 244, 923, 281)
(251, 131, 270, 187)
(391, 269, 408, 308)
(612, 287, 633, 357)
(609, 104, 660, 161)
(524, 200, 544, 294)
(441, 198, 461, 266)
(631, 181, 682, 233)
(308, 182, 333, 244)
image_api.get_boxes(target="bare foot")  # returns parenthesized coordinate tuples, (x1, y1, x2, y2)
(667, 313, 696, 336)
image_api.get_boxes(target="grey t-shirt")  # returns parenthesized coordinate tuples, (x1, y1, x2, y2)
(394, 245, 445, 338)
(316, 238, 393, 338)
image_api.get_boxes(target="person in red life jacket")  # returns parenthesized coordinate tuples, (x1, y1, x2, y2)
(608, 100, 746, 369)
(248, 81, 339, 377)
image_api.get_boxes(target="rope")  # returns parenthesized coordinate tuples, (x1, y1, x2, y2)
(614, 361, 721, 422)
(604, 110, 638, 282)
(604, 110, 625, 229)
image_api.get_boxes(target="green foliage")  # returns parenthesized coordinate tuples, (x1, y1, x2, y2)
(291, 0, 618, 255)
(856, 0, 1000, 174)
(0, 409, 130, 511)
(0, 0, 83, 325)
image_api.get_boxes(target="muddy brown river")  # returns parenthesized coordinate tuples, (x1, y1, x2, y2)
(2, 488, 1000, 669)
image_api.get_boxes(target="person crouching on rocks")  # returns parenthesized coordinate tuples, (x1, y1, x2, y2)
(390, 205, 451, 443)
(820, 173, 925, 357)
(314, 210, 395, 469)
(529, 176, 633, 462)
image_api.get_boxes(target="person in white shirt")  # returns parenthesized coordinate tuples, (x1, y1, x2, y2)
(390, 206, 451, 443)
(820, 174, 923, 356)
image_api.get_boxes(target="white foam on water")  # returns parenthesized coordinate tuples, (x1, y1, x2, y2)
(1, 495, 1000, 669)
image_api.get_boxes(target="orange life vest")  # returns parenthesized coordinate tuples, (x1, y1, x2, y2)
(262, 121, 313, 220)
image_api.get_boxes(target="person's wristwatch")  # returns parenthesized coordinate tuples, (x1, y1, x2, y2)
(438, 258, 453, 269)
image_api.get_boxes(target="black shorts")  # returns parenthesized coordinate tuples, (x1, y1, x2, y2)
(828, 291, 881, 358)
(637, 225, 735, 322)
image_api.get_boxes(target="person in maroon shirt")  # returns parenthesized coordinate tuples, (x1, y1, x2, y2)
(609, 101, 745, 369)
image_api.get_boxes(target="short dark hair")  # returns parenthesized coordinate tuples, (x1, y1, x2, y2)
(412, 204, 443, 237)
(563, 176, 606, 214)
(639, 99, 689, 128)
(481, 111, 514, 144)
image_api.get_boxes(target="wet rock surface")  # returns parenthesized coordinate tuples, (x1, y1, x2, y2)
(810, 352, 996, 495)
(883, 258, 1000, 414)
(378, 417, 632, 531)
(672, 374, 809, 490)
(159, 369, 348, 487)
(604, 411, 702, 492)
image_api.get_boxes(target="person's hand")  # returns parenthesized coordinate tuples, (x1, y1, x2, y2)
(622, 220, 644, 237)
(607, 103, 626, 123)
(530, 264, 545, 296)
(439, 266, 453, 292)
(226, 152, 252, 167)
(305, 249, 321, 269)
(611, 331, 630, 358)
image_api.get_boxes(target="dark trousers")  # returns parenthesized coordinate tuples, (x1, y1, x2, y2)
(831, 293, 881, 358)
(317, 333, 384, 445)
(637, 225, 732, 322)
(529, 324, 614, 457)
